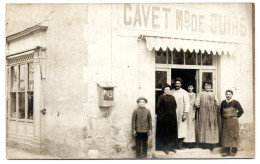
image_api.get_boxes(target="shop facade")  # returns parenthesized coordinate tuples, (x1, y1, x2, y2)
(6, 4, 254, 158)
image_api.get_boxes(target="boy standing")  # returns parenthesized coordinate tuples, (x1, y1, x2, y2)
(220, 90, 244, 157)
(132, 97, 152, 159)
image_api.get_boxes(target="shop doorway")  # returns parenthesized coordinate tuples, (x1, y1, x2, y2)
(155, 68, 197, 151)
(171, 69, 197, 93)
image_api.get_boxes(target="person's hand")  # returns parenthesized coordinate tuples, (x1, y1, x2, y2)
(133, 130, 136, 137)
(215, 101, 219, 107)
(148, 130, 152, 136)
(182, 113, 187, 121)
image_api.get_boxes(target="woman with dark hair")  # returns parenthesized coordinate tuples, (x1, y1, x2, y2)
(195, 80, 219, 151)
(183, 83, 196, 148)
(156, 84, 178, 154)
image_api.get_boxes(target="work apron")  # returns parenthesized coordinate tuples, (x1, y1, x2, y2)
(222, 107, 239, 147)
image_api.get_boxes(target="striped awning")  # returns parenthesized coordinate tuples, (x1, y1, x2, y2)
(145, 36, 238, 56)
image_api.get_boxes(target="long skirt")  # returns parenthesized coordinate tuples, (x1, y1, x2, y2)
(222, 117, 239, 147)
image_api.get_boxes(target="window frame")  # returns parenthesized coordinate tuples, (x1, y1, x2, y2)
(155, 48, 216, 66)
(8, 60, 34, 123)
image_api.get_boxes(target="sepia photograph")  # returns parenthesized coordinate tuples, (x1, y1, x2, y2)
(4, 1, 255, 159)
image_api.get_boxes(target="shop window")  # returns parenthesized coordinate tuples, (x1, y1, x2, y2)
(28, 63, 34, 91)
(9, 63, 34, 120)
(10, 66, 18, 92)
(19, 65, 25, 91)
(185, 50, 196, 65)
(173, 49, 184, 64)
(10, 93, 16, 118)
(202, 72, 213, 88)
(202, 51, 213, 65)
(155, 49, 213, 66)
(28, 91, 34, 119)
(18, 92, 25, 119)
(155, 48, 167, 64)
(155, 71, 167, 89)
(197, 50, 202, 65)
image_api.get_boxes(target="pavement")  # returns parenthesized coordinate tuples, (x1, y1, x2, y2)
(151, 147, 254, 159)
(5, 146, 254, 159)
(6, 147, 60, 159)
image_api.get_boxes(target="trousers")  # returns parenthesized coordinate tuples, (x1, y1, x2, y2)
(136, 133, 148, 158)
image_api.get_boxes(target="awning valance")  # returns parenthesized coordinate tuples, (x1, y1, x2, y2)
(145, 36, 238, 56)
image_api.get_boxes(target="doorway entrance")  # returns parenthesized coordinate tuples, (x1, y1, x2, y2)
(171, 69, 197, 93)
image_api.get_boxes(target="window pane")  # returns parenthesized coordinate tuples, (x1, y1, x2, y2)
(202, 72, 213, 89)
(28, 92, 34, 120)
(28, 63, 34, 91)
(185, 50, 196, 65)
(18, 92, 25, 119)
(167, 49, 172, 64)
(155, 90, 163, 105)
(19, 65, 26, 91)
(10, 93, 16, 118)
(202, 51, 213, 65)
(10, 66, 18, 92)
(197, 51, 202, 65)
(155, 71, 167, 89)
(155, 49, 167, 64)
(173, 49, 184, 64)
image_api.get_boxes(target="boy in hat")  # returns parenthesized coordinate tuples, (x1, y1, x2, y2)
(132, 97, 152, 158)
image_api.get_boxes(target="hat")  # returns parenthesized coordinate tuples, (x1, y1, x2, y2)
(162, 84, 172, 92)
(173, 77, 183, 84)
(136, 97, 148, 103)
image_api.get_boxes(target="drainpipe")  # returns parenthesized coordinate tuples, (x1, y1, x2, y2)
(137, 34, 144, 93)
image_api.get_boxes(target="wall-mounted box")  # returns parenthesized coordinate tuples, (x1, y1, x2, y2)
(97, 83, 116, 107)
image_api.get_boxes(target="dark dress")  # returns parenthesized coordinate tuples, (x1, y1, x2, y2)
(220, 100, 244, 148)
(156, 94, 178, 150)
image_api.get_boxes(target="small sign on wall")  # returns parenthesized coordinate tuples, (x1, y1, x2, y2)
(97, 83, 116, 107)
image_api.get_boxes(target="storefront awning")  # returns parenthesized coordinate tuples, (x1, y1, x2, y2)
(145, 36, 238, 56)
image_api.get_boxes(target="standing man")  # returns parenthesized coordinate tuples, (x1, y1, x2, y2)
(171, 77, 190, 149)
(220, 90, 244, 157)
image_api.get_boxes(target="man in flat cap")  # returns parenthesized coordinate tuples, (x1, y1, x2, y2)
(171, 77, 190, 149)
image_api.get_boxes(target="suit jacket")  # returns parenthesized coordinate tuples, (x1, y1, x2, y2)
(132, 107, 152, 133)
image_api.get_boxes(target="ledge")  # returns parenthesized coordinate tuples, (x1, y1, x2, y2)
(6, 24, 48, 42)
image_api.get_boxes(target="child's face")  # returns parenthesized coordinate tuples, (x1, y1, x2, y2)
(188, 86, 194, 93)
(138, 100, 146, 108)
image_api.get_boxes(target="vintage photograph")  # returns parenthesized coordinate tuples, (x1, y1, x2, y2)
(5, 3, 255, 159)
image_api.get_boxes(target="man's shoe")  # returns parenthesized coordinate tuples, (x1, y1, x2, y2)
(172, 149, 177, 153)
(221, 153, 228, 157)
(230, 153, 236, 157)
(164, 150, 169, 154)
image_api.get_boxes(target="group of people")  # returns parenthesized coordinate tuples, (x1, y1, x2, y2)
(132, 77, 244, 159)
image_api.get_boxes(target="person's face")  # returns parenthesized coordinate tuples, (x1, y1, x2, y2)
(138, 100, 146, 108)
(174, 81, 182, 90)
(204, 83, 212, 91)
(225, 92, 233, 100)
(188, 85, 194, 93)
(164, 87, 171, 95)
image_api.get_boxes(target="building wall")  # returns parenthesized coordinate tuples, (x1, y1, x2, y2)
(6, 3, 254, 158)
